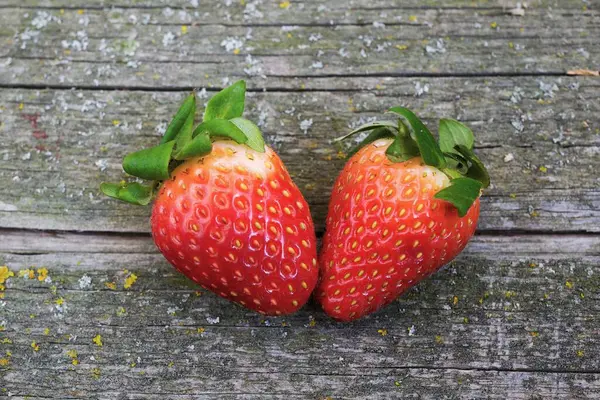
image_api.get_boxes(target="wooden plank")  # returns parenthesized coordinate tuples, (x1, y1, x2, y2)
(1, 77, 599, 233)
(1, 4, 598, 88)
(1, 233, 599, 398)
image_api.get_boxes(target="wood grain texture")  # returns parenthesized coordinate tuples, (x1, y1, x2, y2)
(1, 0, 599, 398)
(1, 233, 600, 399)
(0, 2, 598, 88)
(1, 76, 599, 233)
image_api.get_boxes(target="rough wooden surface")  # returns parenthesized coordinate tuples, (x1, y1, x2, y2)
(1, 0, 599, 399)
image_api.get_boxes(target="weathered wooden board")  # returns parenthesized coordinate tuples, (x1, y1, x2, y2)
(1, 3, 599, 89)
(1, 76, 599, 233)
(1, 233, 599, 399)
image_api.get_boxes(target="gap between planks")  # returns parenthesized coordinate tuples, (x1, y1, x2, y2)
(0, 70, 574, 93)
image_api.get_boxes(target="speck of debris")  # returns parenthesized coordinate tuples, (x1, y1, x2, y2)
(95, 159, 108, 172)
(408, 325, 416, 336)
(504, 153, 514, 162)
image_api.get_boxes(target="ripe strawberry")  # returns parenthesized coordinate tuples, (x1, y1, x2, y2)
(101, 81, 318, 315)
(317, 108, 489, 321)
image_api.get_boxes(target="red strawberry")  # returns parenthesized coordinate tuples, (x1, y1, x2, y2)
(317, 108, 489, 321)
(101, 81, 318, 316)
(151, 141, 317, 315)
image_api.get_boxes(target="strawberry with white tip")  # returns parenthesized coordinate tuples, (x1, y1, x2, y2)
(101, 82, 318, 316)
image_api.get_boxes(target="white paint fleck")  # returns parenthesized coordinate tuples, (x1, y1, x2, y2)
(300, 119, 313, 134)
(309, 33, 322, 42)
(425, 38, 446, 54)
(414, 82, 429, 97)
(206, 316, 220, 324)
(539, 81, 559, 98)
(78, 275, 92, 289)
(220, 37, 244, 52)
(372, 21, 386, 29)
(95, 159, 108, 172)
(504, 153, 514, 163)
(408, 325, 416, 336)
(155, 122, 168, 135)
(162, 31, 176, 47)
(311, 61, 323, 69)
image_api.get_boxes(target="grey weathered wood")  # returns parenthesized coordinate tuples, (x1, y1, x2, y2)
(1, 233, 599, 399)
(1, 1, 599, 399)
(1, 77, 599, 233)
(1, 3, 599, 88)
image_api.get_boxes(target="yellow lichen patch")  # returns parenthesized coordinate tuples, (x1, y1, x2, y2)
(490, 21, 498, 29)
(409, 15, 417, 22)
(197, 327, 205, 334)
(116, 307, 126, 316)
(37, 267, 48, 282)
(124, 273, 138, 289)
(55, 297, 64, 306)
(105, 282, 117, 290)
(67, 349, 79, 365)
(0, 266, 14, 284)
(92, 334, 103, 347)
(181, 25, 188, 34)
(452, 296, 459, 306)
(31, 341, 40, 351)
(92, 368, 101, 379)
(435, 335, 444, 344)
(19, 268, 35, 279)
(279, 1, 291, 8)
(565, 281, 574, 289)
(43, 328, 50, 335)
(577, 350, 584, 357)
(529, 331, 539, 337)
(0, 358, 9, 366)
(377, 329, 388, 336)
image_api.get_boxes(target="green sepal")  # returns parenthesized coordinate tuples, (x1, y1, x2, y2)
(454, 145, 491, 188)
(230, 117, 265, 152)
(385, 121, 420, 162)
(161, 93, 196, 144)
(100, 182, 153, 206)
(204, 80, 246, 122)
(347, 127, 396, 158)
(443, 152, 469, 175)
(175, 108, 196, 152)
(387, 107, 446, 169)
(122, 140, 176, 180)
(434, 177, 482, 217)
(334, 120, 398, 143)
(438, 119, 474, 155)
(173, 132, 212, 160)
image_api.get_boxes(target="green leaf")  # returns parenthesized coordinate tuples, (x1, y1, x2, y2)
(122, 140, 176, 180)
(434, 177, 482, 217)
(203, 118, 248, 143)
(347, 127, 396, 158)
(385, 124, 420, 162)
(100, 182, 153, 206)
(438, 119, 474, 154)
(387, 107, 446, 168)
(334, 120, 398, 143)
(173, 132, 212, 160)
(175, 108, 196, 151)
(230, 117, 265, 152)
(454, 145, 491, 188)
(161, 93, 196, 144)
(203, 80, 246, 122)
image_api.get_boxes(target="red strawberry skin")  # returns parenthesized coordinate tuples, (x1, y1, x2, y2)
(317, 138, 480, 321)
(151, 141, 318, 316)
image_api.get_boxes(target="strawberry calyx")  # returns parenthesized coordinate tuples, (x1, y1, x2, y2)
(100, 80, 266, 205)
(336, 107, 490, 216)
